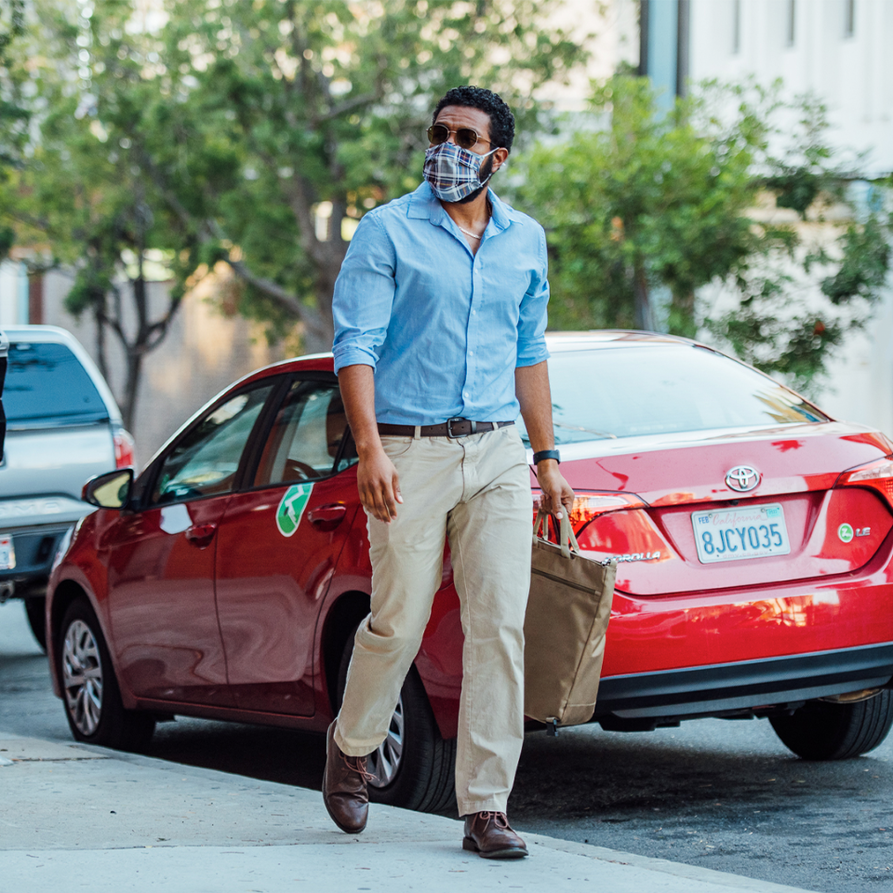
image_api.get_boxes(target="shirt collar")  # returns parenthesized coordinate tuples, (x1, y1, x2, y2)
(408, 181, 514, 233)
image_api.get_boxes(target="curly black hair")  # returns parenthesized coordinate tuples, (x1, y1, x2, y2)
(432, 86, 515, 151)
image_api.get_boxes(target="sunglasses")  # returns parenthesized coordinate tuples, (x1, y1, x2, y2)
(427, 123, 492, 151)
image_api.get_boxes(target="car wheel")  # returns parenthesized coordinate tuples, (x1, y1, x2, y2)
(24, 596, 47, 653)
(337, 623, 456, 813)
(58, 598, 156, 752)
(769, 690, 893, 760)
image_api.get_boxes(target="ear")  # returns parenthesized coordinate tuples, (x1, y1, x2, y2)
(492, 147, 510, 173)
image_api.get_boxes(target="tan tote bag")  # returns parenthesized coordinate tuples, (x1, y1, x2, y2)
(523, 508, 617, 731)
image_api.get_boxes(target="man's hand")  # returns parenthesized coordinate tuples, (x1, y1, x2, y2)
(338, 365, 404, 523)
(357, 446, 403, 523)
(535, 459, 575, 520)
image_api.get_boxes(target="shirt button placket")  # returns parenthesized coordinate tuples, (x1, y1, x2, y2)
(466, 261, 483, 416)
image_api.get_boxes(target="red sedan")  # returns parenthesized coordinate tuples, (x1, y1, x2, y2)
(47, 332, 893, 812)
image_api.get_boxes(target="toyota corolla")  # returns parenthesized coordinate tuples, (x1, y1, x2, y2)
(46, 332, 893, 812)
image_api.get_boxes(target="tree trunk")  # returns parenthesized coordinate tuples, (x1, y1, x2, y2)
(121, 347, 142, 433)
(668, 289, 697, 339)
(633, 261, 654, 331)
(101, 265, 181, 434)
(93, 297, 109, 381)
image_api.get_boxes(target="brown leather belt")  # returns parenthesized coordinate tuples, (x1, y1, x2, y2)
(378, 418, 514, 439)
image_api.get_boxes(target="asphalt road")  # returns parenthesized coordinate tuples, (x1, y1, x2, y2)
(3, 599, 893, 893)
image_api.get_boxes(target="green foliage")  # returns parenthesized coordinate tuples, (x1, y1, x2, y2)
(820, 216, 891, 304)
(2, 0, 588, 426)
(0, 0, 27, 233)
(146, 0, 587, 348)
(2, 0, 199, 424)
(0, 223, 12, 260)
(512, 75, 892, 391)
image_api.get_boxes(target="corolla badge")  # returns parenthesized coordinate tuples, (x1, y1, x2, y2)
(725, 465, 761, 492)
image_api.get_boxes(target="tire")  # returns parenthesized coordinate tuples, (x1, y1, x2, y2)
(57, 598, 156, 752)
(770, 690, 893, 760)
(337, 623, 456, 813)
(24, 596, 48, 653)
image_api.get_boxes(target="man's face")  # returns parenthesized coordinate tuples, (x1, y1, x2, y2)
(431, 105, 507, 203)
(432, 105, 496, 158)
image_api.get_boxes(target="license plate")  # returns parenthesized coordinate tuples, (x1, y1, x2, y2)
(692, 503, 791, 564)
(0, 535, 15, 571)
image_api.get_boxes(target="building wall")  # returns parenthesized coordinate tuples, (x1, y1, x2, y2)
(689, 0, 893, 175)
(688, 0, 893, 436)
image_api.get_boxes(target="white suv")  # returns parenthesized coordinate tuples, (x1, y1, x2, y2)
(0, 325, 134, 649)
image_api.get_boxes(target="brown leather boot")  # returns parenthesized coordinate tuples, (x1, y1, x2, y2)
(322, 721, 372, 833)
(462, 811, 529, 859)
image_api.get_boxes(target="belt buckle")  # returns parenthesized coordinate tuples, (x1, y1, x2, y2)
(446, 417, 466, 439)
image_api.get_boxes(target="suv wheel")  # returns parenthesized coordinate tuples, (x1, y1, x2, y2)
(58, 598, 156, 751)
(337, 623, 456, 813)
(770, 690, 893, 760)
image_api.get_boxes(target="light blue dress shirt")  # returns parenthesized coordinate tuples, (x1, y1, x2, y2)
(332, 181, 550, 426)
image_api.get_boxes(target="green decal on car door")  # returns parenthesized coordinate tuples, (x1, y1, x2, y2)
(276, 483, 314, 537)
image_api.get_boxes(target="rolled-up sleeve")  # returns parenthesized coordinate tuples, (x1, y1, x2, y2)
(332, 213, 397, 374)
(515, 225, 550, 368)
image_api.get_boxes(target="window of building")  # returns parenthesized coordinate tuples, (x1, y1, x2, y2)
(732, 0, 741, 53)
(844, 0, 856, 38)
(786, 0, 796, 47)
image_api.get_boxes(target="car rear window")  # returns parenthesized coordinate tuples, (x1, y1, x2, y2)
(520, 345, 829, 446)
(4, 341, 109, 425)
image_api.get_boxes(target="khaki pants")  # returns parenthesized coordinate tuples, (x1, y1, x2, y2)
(334, 424, 533, 815)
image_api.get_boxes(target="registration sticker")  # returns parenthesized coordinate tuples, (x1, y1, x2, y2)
(276, 483, 313, 537)
(0, 536, 15, 571)
(692, 503, 791, 564)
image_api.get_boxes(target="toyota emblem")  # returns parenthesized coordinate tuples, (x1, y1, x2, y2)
(725, 465, 760, 492)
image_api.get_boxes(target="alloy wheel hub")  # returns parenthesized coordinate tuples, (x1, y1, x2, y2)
(61, 619, 104, 736)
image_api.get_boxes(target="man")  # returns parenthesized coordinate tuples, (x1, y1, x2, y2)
(326, 85, 574, 859)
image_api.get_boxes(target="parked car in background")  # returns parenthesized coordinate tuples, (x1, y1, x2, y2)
(47, 332, 893, 812)
(0, 325, 134, 649)
(0, 328, 8, 464)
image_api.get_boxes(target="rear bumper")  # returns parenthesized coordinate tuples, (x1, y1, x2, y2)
(596, 642, 893, 724)
(0, 522, 73, 591)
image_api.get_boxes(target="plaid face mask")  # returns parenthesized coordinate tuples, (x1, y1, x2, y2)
(423, 142, 497, 203)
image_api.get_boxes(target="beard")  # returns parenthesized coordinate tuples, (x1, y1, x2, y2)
(455, 153, 495, 204)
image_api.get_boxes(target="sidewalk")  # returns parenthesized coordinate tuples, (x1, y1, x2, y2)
(0, 731, 818, 893)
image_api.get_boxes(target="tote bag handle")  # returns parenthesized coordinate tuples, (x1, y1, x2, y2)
(533, 506, 580, 560)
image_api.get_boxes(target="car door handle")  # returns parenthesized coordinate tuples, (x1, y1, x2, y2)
(308, 504, 347, 531)
(185, 523, 217, 547)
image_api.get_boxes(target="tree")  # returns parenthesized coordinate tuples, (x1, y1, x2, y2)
(4, 0, 198, 428)
(145, 0, 588, 351)
(512, 75, 892, 391)
(4, 0, 589, 428)
(0, 0, 26, 259)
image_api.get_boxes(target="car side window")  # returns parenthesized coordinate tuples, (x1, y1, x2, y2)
(151, 384, 274, 505)
(253, 380, 353, 487)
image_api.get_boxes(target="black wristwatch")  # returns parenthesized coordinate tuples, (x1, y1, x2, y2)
(532, 449, 560, 465)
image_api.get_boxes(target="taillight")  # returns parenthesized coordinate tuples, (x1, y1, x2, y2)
(533, 491, 646, 535)
(837, 457, 893, 509)
(533, 490, 673, 571)
(114, 428, 136, 469)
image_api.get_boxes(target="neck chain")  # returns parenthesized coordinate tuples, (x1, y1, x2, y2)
(456, 200, 492, 241)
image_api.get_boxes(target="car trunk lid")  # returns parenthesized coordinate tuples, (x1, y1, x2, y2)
(556, 423, 893, 595)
